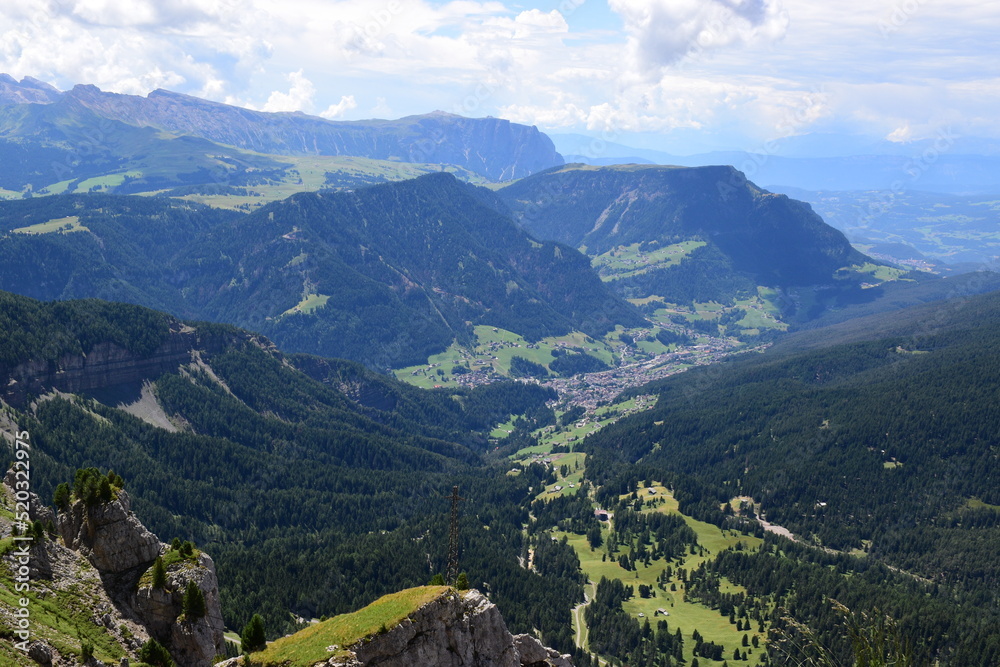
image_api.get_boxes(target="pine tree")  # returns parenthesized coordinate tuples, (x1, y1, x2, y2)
(139, 638, 174, 667)
(456, 572, 470, 590)
(152, 556, 167, 589)
(53, 483, 71, 511)
(241, 614, 267, 654)
(182, 580, 207, 619)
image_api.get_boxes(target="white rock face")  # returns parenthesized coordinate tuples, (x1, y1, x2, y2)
(57, 490, 162, 573)
(325, 589, 572, 667)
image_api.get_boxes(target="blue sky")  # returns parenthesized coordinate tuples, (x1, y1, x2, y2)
(1, 0, 996, 153)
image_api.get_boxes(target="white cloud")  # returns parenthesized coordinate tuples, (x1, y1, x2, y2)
(258, 70, 316, 113)
(0, 0, 998, 148)
(320, 94, 358, 119)
(886, 123, 913, 143)
(609, 0, 789, 75)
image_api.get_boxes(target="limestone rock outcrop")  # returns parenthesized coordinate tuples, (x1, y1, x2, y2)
(513, 633, 574, 667)
(1, 469, 153, 666)
(0, 327, 199, 407)
(57, 490, 161, 573)
(52, 483, 225, 666)
(134, 552, 227, 667)
(311, 589, 572, 667)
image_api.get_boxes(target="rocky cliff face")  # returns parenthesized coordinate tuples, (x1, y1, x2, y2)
(46, 482, 227, 666)
(133, 551, 227, 667)
(0, 322, 237, 407)
(298, 589, 572, 667)
(66, 86, 563, 181)
(0, 74, 61, 106)
(57, 489, 162, 573)
(1, 473, 153, 666)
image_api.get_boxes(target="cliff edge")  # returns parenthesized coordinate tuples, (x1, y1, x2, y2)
(0, 466, 225, 667)
(236, 586, 572, 667)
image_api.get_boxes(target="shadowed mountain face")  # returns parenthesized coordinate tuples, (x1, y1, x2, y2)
(0, 76, 564, 183)
(176, 172, 642, 368)
(499, 164, 868, 288)
(0, 174, 640, 369)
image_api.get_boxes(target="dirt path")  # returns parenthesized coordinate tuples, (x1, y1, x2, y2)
(572, 581, 596, 651)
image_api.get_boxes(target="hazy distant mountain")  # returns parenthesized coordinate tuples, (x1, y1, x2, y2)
(550, 132, 1000, 195)
(0, 75, 563, 183)
(773, 186, 1000, 267)
(0, 95, 287, 193)
(0, 73, 61, 105)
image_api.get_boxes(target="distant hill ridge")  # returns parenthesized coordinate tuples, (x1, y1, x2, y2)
(0, 74, 563, 181)
(0, 174, 641, 369)
(498, 163, 880, 310)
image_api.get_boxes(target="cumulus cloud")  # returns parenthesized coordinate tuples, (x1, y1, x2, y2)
(1, 0, 999, 147)
(320, 94, 358, 119)
(886, 123, 913, 143)
(609, 0, 789, 74)
(258, 70, 316, 112)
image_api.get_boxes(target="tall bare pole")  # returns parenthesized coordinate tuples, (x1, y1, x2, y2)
(447, 485, 464, 586)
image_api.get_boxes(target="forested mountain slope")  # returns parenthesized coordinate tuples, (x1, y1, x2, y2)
(498, 164, 893, 311)
(580, 288, 1000, 663)
(0, 175, 641, 369)
(0, 290, 585, 649)
(595, 287, 1000, 552)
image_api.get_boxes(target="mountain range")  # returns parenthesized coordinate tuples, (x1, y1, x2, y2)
(0, 74, 563, 192)
(552, 132, 1000, 196)
(1, 72, 999, 667)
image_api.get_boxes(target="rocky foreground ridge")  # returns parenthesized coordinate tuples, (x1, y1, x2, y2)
(0, 466, 224, 666)
(226, 586, 572, 667)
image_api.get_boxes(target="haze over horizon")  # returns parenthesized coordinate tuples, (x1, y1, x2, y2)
(1, 0, 996, 155)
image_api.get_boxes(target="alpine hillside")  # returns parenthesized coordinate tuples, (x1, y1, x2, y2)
(0, 173, 642, 369)
(497, 164, 905, 323)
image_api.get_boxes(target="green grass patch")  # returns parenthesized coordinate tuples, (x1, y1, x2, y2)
(282, 293, 331, 317)
(174, 155, 489, 211)
(556, 483, 765, 664)
(10, 216, 90, 235)
(254, 586, 452, 666)
(393, 341, 472, 389)
(490, 416, 518, 439)
(592, 241, 706, 282)
(966, 498, 1000, 511)
(0, 575, 126, 665)
(393, 326, 615, 387)
(843, 262, 909, 283)
(75, 172, 141, 193)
